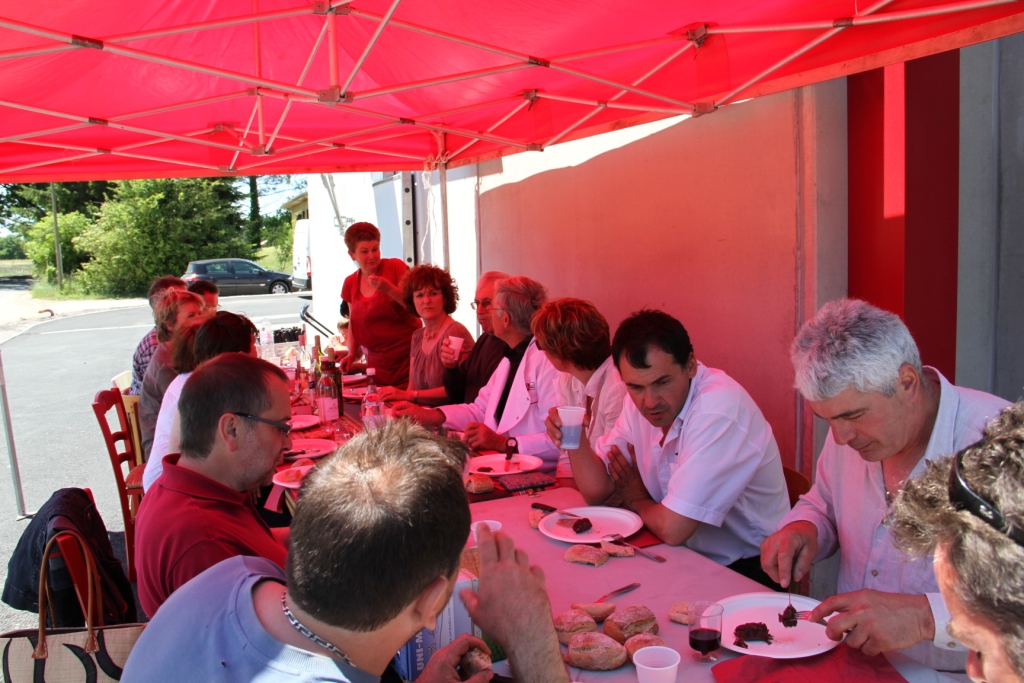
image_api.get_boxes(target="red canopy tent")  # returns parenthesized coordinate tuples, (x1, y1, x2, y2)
(1, 0, 1023, 182)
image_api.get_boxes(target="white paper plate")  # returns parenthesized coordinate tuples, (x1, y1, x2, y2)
(287, 414, 319, 430)
(466, 453, 544, 477)
(719, 592, 840, 659)
(537, 506, 643, 544)
(342, 386, 369, 400)
(284, 438, 337, 461)
(272, 465, 313, 489)
(342, 374, 366, 384)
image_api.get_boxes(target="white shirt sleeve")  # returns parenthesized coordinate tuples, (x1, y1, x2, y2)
(926, 592, 966, 652)
(777, 435, 841, 561)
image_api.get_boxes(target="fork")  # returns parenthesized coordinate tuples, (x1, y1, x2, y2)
(604, 534, 666, 563)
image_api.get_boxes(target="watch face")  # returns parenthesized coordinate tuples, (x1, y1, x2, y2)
(507, 438, 518, 448)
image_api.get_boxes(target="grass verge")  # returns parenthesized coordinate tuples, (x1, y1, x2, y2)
(0, 259, 31, 277)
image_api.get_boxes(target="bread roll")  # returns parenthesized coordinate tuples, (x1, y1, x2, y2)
(564, 544, 609, 567)
(529, 508, 548, 529)
(570, 602, 616, 622)
(459, 647, 492, 676)
(564, 632, 628, 671)
(603, 605, 658, 644)
(599, 540, 634, 557)
(668, 601, 692, 625)
(553, 608, 597, 645)
(624, 634, 666, 661)
(464, 473, 494, 494)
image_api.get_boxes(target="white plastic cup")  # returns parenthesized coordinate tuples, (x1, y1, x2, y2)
(448, 335, 465, 355)
(632, 646, 680, 683)
(556, 406, 586, 450)
(470, 520, 502, 545)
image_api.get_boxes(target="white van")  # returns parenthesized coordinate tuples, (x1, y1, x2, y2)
(291, 218, 312, 290)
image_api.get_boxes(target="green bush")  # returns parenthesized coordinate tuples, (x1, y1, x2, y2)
(23, 211, 94, 283)
(76, 178, 252, 297)
(0, 234, 26, 259)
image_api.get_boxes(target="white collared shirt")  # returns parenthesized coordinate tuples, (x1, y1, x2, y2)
(780, 367, 1010, 671)
(596, 362, 790, 566)
(556, 357, 628, 478)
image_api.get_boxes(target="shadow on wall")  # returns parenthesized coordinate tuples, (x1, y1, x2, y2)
(475, 88, 834, 469)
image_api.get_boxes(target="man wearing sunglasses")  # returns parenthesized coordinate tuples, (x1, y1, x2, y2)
(760, 299, 1009, 671)
(891, 403, 1024, 683)
(440, 270, 510, 404)
(136, 352, 292, 617)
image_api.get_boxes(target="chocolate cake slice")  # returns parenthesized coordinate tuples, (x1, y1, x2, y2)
(779, 604, 798, 628)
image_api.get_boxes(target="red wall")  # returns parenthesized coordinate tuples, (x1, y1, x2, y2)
(848, 51, 960, 379)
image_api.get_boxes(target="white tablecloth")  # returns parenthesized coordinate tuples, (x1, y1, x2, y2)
(469, 487, 963, 683)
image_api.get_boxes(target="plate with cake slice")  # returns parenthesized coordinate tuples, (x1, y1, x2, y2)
(718, 592, 840, 659)
(537, 506, 643, 544)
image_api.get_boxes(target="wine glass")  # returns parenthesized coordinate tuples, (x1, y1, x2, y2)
(688, 601, 724, 662)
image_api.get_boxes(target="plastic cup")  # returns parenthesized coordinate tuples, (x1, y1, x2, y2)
(632, 646, 680, 683)
(556, 406, 586, 450)
(470, 520, 502, 545)
(448, 335, 465, 355)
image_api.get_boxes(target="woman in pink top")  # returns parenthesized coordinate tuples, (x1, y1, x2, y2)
(339, 222, 421, 387)
(380, 265, 474, 406)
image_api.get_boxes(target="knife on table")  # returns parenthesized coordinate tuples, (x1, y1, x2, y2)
(531, 502, 580, 518)
(595, 582, 640, 603)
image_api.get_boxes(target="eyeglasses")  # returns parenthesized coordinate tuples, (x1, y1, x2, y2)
(948, 445, 1024, 548)
(232, 412, 292, 436)
(470, 298, 492, 310)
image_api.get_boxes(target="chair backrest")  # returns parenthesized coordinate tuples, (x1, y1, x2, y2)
(91, 389, 136, 495)
(121, 394, 144, 467)
(111, 370, 132, 393)
(783, 466, 811, 508)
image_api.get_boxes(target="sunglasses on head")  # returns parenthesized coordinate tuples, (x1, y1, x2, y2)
(948, 445, 1024, 548)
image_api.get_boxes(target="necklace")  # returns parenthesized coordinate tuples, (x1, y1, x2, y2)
(423, 317, 449, 341)
(281, 592, 355, 666)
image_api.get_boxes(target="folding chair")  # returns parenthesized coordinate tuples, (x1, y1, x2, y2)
(111, 370, 132, 393)
(91, 389, 145, 582)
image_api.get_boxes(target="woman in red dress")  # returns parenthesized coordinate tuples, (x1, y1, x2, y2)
(339, 222, 421, 387)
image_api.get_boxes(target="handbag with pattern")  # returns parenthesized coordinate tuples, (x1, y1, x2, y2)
(0, 530, 145, 682)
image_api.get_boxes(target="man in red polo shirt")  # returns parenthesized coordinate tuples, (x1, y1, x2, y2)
(135, 353, 291, 617)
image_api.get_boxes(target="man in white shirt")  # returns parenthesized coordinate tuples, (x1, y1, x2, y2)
(394, 276, 562, 474)
(761, 298, 1009, 671)
(568, 309, 790, 588)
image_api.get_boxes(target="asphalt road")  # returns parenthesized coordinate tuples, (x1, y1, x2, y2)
(0, 291, 309, 631)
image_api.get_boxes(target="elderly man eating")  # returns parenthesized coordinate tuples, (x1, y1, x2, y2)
(394, 276, 562, 475)
(760, 298, 1009, 670)
(891, 401, 1024, 683)
(440, 270, 510, 404)
(135, 352, 290, 616)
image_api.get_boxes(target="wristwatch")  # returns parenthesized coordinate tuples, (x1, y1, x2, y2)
(504, 437, 519, 456)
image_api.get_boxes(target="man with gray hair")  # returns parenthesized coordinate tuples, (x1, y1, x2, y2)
(890, 401, 1024, 683)
(395, 276, 563, 476)
(440, 270, 510, 404)
(761, 298, 1008, 670)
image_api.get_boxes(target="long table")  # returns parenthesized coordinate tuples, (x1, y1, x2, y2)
(469, 486, 964, 683)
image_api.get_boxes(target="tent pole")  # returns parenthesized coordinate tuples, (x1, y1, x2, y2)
(49, 183, 63, 289)
(440, 160, 450, 270)
(0, 348, 32, 519)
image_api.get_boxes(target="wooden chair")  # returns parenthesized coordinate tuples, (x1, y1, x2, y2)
(91, 389, 145, 582)
(111, 370, 132, 393)
(121, 394, 145, 469)
(783, 466, 811, 507)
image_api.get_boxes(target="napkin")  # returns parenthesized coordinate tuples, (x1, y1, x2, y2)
(712, 643, 908, 683)
(264, 483, 286, 513)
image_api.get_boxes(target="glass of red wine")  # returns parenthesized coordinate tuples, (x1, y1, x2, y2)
(688, 601, 724, 661)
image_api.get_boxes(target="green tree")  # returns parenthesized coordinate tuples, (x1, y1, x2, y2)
(0, 233, 26, 259)
(261, 208, 294, 263)
(23, 212, 94, 282)
(0, 182, 112, 234)
(76, 178, 251, 296)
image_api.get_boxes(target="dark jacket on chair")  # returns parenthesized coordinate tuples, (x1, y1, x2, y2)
(2, 488, 137, 626)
